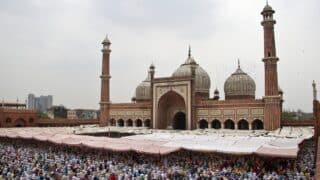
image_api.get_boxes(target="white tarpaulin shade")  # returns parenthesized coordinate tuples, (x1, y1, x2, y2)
(0, 126, 313, 157)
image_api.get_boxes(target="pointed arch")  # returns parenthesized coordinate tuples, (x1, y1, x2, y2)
(198, 119, 208, 129)
(15, 118, 26, 127)
(127, 119, 133, 127)
(117, 119, 124, 127)
(224, 119, 235, 129)
(211, 119, 221, 129)
(144, 119, 151, 128)
(252, 119, 264, 130)
(157, 90, 186, 129)
(135, 119, 143, 127)
(238, 119, 249, 130)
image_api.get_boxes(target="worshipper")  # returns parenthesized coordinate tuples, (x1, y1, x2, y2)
(0, 137, 315, 179)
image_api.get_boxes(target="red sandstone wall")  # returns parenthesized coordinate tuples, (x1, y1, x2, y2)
(0, 108, 37, 127)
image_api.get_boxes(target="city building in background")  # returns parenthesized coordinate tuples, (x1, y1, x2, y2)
(44, 105, 68, 119)
(27, 94, 53, 112)
(0, 101, 99, 127)
(67, 109, 98, 120)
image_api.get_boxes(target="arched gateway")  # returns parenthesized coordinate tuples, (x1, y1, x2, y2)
(157, 91, 187, 130)
(15, 118, 26, 127)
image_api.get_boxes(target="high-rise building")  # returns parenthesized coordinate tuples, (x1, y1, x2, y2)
(27, 94, 53, 112)
(27, 94, 35, 109)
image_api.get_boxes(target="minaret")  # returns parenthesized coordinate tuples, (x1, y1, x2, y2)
(313, 81, 320, 155)
(313, 80, 318, 137)
(149, 63, 155, 128)
(261, 3, 281, 130)
(261, 3, 278, 95)
(313, 80, 318, 101)
(189, 46, 197, 129)
(213, 88, 220, 100)
(99, 35, 112, 127)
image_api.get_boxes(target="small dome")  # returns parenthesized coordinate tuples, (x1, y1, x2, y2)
(224, 63, 256, 100)
(262, 3, 274, 14)
(172, 48, 211, 93)
(263, 4, 273, 11)
(135, 71, 151, 101)
(135, 81, 151, 100)
(213, 88, 220, 100)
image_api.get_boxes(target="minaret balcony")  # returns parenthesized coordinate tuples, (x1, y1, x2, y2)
(100, 75, 111, 79)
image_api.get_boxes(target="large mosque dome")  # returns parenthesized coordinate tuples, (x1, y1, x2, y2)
(172, 49, 211, 94)
(224, 62, 256, 100)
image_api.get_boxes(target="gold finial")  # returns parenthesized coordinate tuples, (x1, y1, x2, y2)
(188, 45, 191, 58)
(237, 58, 240, 69)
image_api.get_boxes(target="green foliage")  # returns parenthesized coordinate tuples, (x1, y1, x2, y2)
(282, 109, 313, 120)
(37, 112, 49, 119)
(282, 110, 296, 120)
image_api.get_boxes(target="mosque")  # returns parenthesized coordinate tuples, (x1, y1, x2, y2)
(99, 3, 283, 131)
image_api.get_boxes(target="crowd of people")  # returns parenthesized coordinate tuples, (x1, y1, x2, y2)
(0, 137, 315, 179)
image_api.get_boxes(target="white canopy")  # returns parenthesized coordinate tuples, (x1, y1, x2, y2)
(0, 126, 313, 157)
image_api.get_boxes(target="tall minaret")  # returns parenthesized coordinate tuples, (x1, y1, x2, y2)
(313, 80, 318, 101)
(99, 35, 111, 127)
(262, 2, 278, 96)
(261, 3, 281, 130)
(313, 81, 320, 146)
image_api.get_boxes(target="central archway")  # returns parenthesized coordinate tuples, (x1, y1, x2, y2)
(157, 91, 186, 130)
(173, 112, 186, 130)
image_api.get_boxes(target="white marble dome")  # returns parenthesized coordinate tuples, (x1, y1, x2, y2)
(135, 66, 152, 100)
(224, 64, 256, 99)
(135, 80, 151, 100)
(172, 54, 211, 94)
